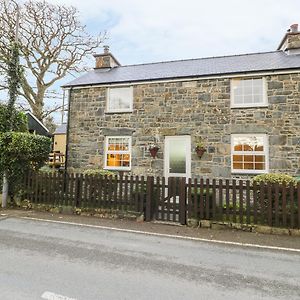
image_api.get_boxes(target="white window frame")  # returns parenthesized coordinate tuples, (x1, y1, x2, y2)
(106, 86, 133, 113)
(230, 77, 268, 108)
(231, 134, 269, 174)
(104, 136, 132, 171)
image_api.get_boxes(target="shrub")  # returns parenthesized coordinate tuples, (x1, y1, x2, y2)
(0, 132, 51, 197)
(83, 169, 115, 177)
(252, 173, 297, 186)
(0, 104, 28, 133)
(39, 165, 56, 174)
(253, 173, 298, 220)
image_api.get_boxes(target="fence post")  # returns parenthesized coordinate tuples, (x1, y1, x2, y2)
(76, 174, 83, 207)
(145, 176, 154, 221)
(179, 177, 187, 225)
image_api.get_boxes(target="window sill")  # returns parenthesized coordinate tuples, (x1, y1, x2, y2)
(230, 104, 268, 109)
(104, 167, 131, 171)
(231, 170, 268, 175)
(105, 110, 133, 114)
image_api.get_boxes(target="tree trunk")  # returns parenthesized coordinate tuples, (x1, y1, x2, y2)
(2, 171, 8, 208)
(32, 106, 44, 121)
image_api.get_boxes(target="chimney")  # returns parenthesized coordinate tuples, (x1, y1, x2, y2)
(94, 45, 121, 69)
(278, 24, 300, 55)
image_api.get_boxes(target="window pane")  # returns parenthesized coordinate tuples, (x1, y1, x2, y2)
(253, 95, 263, 103)
(233, 162, 242, 169)
(107, 154, 120, 167)
(169, 139, 186, 174)
(235, 95, 244, 104)
(255, 163, 265, 170)
(252, 78, 263, 86)
(244, 162, 254, 170)
(253, 86, 263, 94)
(244, 95, 253, 104)
(233, 154, 243, 162)
(244, 86, 252, 95)
(244, 155, 253, 162)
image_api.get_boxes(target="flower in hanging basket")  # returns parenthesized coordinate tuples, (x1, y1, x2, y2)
(195, 146, 206, 157)
(148, 143, 160, 158)
(195, 138, 206, 158)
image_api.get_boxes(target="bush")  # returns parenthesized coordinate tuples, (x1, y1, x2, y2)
(39, 165, 56, 174)
(83, 169, 115, 177)
(0, 132, 51, 197)
(0, 104, 28, 133)
(253, 173, 298, 220)
(252, 173, 297, 186)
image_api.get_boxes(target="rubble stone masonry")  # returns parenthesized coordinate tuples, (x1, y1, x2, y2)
(67, 72, 300, 179)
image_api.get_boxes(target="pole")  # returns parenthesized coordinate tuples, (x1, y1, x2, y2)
(1, 171, 8, 208)
(61, 89, 65, 124)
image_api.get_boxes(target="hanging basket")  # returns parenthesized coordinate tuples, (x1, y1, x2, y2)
(195, 147, 206, 158)
(149, 147, 159, 158)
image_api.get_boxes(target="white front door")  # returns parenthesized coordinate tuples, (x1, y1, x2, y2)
(164, 136, 191, 179)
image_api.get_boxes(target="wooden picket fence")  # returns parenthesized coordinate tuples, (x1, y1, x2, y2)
(23, 172, 300, 229)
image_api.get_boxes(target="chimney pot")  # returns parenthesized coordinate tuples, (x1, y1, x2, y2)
(290, 23, 298, 33)
(103, 45, 110, 54)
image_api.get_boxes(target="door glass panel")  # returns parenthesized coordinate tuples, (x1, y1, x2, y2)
(169, 139, 186, 174)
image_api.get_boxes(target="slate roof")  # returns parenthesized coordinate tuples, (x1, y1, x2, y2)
(63, 51, 300, 88)
(54, 123, 67, 135)
(26, 112, 51, 137)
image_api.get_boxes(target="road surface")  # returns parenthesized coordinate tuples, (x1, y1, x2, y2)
(0, 217, 299, 300)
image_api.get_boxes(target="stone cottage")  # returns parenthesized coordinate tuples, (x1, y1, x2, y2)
(63, 25, 300, 179)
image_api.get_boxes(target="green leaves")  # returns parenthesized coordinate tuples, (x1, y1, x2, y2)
(252, 173, 297, 186)
(0, 132, 51, 193)
(0, 103, 27, 133)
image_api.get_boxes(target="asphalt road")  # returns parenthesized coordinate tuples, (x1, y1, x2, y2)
(0, 217, 299, 300)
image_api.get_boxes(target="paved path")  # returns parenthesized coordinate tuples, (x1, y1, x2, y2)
(0, 217, 300, 300)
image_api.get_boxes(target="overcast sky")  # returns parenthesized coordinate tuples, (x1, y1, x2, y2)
(51, 0, 300, 65)
(3, 0, 300, 124)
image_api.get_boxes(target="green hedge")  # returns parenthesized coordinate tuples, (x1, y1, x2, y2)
(0, 132, 51, 196)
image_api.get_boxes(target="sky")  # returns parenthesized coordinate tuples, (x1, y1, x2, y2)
(2, 0, 300, 124)
(50, 0, 300, 65)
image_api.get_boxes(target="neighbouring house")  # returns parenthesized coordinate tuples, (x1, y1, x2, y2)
(53, 123, 67, 155)
(26, 111, 51, 138)
(63, 25, 300, 180)
(50, 123, 67, 167)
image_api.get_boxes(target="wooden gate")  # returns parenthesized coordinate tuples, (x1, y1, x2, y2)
(148, 177, 186, 224)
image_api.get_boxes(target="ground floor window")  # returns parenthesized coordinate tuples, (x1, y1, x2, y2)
(104, 136, 131, 170)
(231, 134, 268, 174)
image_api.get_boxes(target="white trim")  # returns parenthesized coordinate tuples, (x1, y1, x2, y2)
(231, 134, 269, 174)
(104, 136, 132, 171)
(63, 69, 300, 90)
(106, 86, 133, 113)
(25, 111, 50, 133)
(230, 77, 268, 108)
(164, 136, 191, 179)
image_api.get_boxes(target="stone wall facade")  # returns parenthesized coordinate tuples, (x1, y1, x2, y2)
(67, 72, 300, 179)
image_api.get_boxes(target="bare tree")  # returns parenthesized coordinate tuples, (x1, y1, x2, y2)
(0, 0, 105, 121)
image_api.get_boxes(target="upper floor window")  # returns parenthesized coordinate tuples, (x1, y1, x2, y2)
(231, 134, 268, 174)
(231, 78, 267, 108)
(107, 87, 133, 113)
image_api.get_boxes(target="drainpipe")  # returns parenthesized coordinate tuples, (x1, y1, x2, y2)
(64, 87, 72, 172)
